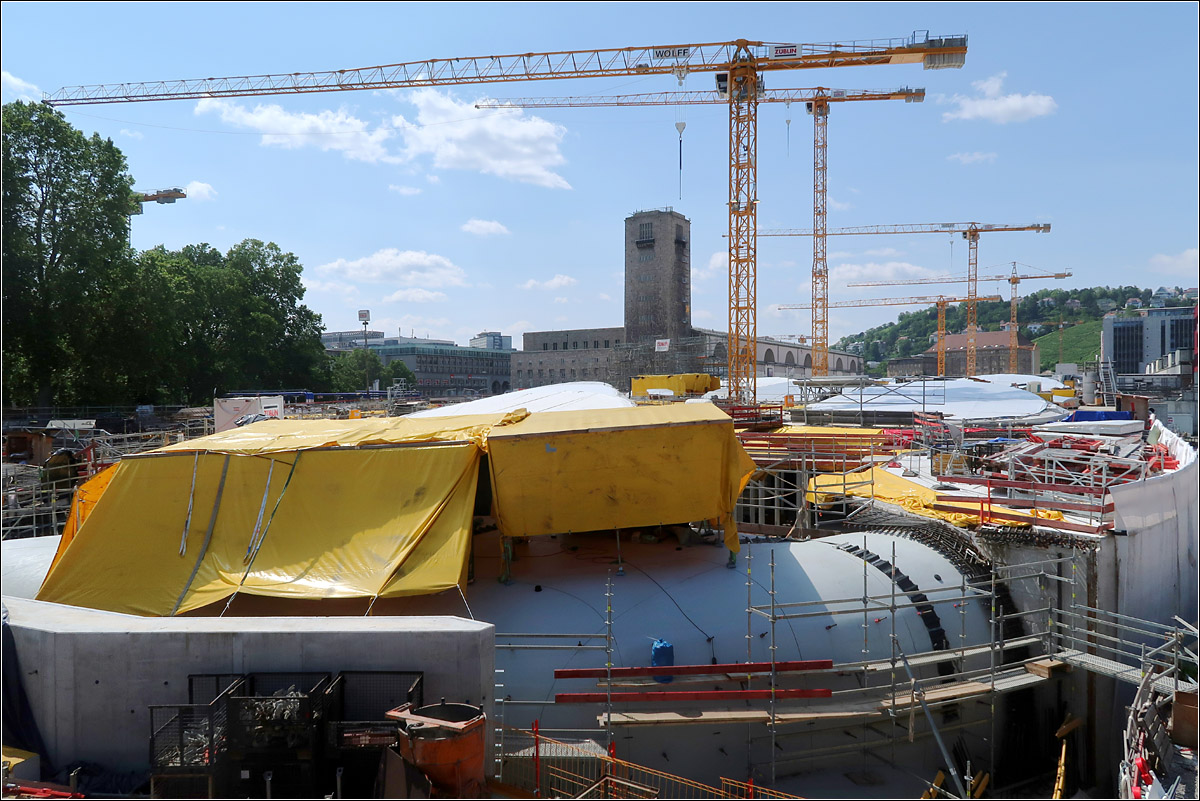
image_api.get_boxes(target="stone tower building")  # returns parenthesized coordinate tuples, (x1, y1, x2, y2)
(623, 208, 691, 345)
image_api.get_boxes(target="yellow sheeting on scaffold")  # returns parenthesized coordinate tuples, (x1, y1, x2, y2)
(37, 404, 755, 615)
(630, 373, 722, 397)
(487, 403, 756, 552)
(769, 425, 886, 437)
(806, 467, 1066, 528)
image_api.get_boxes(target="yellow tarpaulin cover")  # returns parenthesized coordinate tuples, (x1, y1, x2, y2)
(807, 467, 1065, 528)
(154, 412, 513, 455)
(51, 462, 118, 574)
(486, 404, 755, 550)
(38, 404, 756, 615)
(37, 443, 479, 616)
(630, 374, 721, 396)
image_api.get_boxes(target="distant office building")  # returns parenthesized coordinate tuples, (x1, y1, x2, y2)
(470, 331, 513, 351)
(372, 336, 511, 397)
(1103, 306, 1197, 375)
(321, 330, 385, 350)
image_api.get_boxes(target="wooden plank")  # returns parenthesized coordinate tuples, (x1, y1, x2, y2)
(864, 635, 1042, 672)
(555, 659, 832, 680)
(1026, 659, 1071, 679)
(557, 688, 831, 704)
(878, 681, 991, 709)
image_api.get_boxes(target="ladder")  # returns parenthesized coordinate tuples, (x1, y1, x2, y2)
(1098, 360, 1119, 407)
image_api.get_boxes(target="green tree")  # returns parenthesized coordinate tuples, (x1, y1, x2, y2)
(328, 349, 386, 392)
(3, 101, 135, 406)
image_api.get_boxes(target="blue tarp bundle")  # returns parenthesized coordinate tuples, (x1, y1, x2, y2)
(1066, 410, 1132, 422)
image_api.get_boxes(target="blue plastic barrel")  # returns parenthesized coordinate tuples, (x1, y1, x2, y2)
(651, 639, 674, 684)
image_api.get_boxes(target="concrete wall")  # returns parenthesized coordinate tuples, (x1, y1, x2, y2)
(2, 597, 494, 774)
(513, 327, 625, 388)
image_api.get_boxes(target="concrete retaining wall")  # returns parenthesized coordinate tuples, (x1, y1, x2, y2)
(1, 597, 493, 774)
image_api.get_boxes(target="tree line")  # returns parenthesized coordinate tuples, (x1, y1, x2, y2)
(2, 101, 411, 409)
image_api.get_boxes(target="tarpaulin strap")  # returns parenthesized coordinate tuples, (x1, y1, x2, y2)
(171, 454, 231, 616)
(178, 452, 200, 556)
(243, 458, 276, 563)
(220, 452, 302, 617)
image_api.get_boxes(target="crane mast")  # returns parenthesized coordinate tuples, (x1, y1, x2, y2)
(845, 262, 1071, 373)
(778, 293, 1002, 377)
(47, 34, 967, 403)
(761, 222, 1048, 377)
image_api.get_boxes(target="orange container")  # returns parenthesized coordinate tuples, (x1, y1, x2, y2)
(388, 701, 487, 798)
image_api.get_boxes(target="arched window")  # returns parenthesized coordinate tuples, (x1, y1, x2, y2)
(784, 352, 795, 365)
(763, 348, 775, 364)
(835, 358, 844, 371)
(803, 353, 812, 368)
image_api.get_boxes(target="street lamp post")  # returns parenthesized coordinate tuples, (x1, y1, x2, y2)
(359, 310, 371, 399)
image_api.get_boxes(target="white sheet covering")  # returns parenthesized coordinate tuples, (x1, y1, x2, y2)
(410, 381, 634, 417)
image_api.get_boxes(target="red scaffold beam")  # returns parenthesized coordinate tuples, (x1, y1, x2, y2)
(554, 659, 833, 680)
(556, 688, 833, 703)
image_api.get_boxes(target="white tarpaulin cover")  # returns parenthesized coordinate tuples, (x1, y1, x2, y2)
(411, 382, 633, 418)
(805, 378, 1069, 424)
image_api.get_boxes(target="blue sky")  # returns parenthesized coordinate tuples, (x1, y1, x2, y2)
(3, 2, 1197, 347)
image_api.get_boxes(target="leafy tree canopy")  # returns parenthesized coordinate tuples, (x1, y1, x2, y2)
(3, 102, 328, 408)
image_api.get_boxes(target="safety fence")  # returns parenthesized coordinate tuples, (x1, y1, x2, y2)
(493, 723, 806, 799)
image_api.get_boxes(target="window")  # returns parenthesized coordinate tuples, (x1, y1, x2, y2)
(604, 340, 610, 348)
(638, 252, 654, 263)
(553, 342, 558, 351)
(582, 341, 588, 349)
(638, 273, 653, 282)
(543, 343, 548, 351)
(562, 341, 568, 350)
(572, 341, 578, 349)
(594, 340, 599, 348)
(639, 222, 653, 240)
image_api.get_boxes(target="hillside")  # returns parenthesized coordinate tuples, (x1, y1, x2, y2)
(1032, 320, 1104, 371)
(833, 285, 1196, 372)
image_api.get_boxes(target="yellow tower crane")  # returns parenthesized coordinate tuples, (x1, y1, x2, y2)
(777, 293, 1003, 377)
(47, 34, 967, 404)
(128, 187, 186, 216)
(760, 222, 1049, 377)
(845, 261, 1072, 372)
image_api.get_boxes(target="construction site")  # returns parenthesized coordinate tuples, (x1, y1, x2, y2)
(3, 19, 1198, 801)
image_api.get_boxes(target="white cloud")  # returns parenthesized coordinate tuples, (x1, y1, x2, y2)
(521, 274, 577, 290)
(388, 184, 422, 196)
(385, 288, 447, 303)
(829, 197, 852, 212)
(695, 251, 727, 281)
(553, 297, 569, 304)
(598, 293, 612, 301)
(1149, 248, 1199, 277)
(1, 71, 40, 101)
(461, 218, 510, 236)
(941, 72, 1057, 124)
(426, 174, 441, 184)
(195, 98, 399, 163)
(863, 247, 902, 258)
(830, 260, 938, 287)
(301, 276, 358, 300)
(119, 128, 144, 140)
(185, 181, 217, 201)
(391, 89, 570, 189)
(948, 151, 998, 165)
(318, 249, 468, 287)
